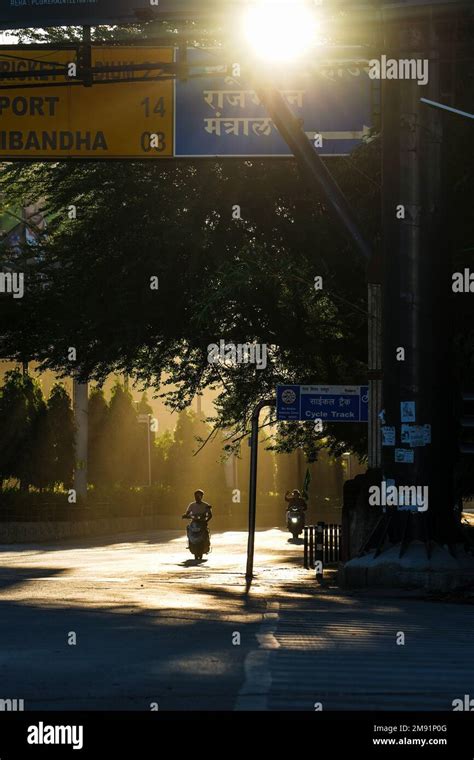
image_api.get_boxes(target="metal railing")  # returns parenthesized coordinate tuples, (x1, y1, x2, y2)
(304, 522, 341, 569)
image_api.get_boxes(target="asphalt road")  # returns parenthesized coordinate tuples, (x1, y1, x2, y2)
(1, 529, 473, 712)
(0, 528, 304, 710)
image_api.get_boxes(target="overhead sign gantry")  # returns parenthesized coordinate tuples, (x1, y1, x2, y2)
(0, 45, 373, 159)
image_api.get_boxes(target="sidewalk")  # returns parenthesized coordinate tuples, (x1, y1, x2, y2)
(265, 585, 474, 711)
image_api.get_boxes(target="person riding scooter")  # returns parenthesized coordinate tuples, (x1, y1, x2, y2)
(182, 489, 212, 560)
(285, 489, 307, 511)
(285, 489, 307, 539)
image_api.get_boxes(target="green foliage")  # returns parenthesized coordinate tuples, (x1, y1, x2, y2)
(0, 150, 376, 462)
(0, 369, 45, 488)
(45, 384, 75, 487)
(0, 372, 74, 490)
(88, 386, 109, 487)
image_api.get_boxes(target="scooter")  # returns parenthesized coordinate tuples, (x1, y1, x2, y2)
(287, 505, 305, 539)
(184, 513, 210, 560)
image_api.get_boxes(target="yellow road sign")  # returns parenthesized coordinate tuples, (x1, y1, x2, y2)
(0, 47, 174, 159)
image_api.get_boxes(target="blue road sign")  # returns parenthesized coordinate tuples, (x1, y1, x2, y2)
(175, 49, 373, 157)
(277, 384, 369, 422)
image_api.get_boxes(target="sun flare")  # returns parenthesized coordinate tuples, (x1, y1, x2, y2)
(241, 0, 321, 63)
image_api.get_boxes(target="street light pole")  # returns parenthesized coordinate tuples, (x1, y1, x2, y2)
(246, 398, 276, 583)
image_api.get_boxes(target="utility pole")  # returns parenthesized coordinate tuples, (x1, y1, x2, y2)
(381, 7, 454, 545)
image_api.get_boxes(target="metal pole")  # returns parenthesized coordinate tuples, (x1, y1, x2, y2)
(316, 521, 324, 580)
(82, 25, 93, 88)
(256, 87, 382, 470)
(245, 398, 276, 582)
(256, 87, 371, 263)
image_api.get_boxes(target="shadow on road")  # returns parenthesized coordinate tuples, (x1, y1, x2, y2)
(0, 594, 259, 710)
(0, 565, 68, 590)
(0, 530, 183, 554)
(179, 558, 208, 567)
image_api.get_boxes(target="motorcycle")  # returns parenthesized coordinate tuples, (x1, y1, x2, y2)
(184, 513, 210, 560)
(286, 505, 305, 539)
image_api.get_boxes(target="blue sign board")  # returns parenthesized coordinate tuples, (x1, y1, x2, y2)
(277, 384, 369, 422)
(175, 49, 373, 157)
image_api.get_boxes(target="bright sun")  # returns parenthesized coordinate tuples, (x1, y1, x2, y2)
(241, 0, 321, 63)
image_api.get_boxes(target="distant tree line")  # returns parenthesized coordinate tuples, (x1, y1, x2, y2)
(0, 372, 285, 512)
(0, 370, 354, 525)
(0, 369, 74, 491)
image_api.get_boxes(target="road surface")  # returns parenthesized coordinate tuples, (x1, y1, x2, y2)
(0, 528, 301, 710)
(0, 529, 472, 711)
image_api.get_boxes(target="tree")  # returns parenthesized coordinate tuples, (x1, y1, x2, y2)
(135, 391, 154, 486)
(44, 384, 75, 488)
(0, 369, 46, 490)
(88, 387, 109, 489)
(104, 383, 141, 487)
(0, 150, 375, 464)
(152, 429, 173, 489)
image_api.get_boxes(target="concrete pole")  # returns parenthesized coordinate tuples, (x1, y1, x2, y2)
(73, 378, 88, 502)
(382, 13, 446, 539)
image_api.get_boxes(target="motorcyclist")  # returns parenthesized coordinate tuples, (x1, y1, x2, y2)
(285, 489, 307, 511)
(182, 489, 213, 522)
